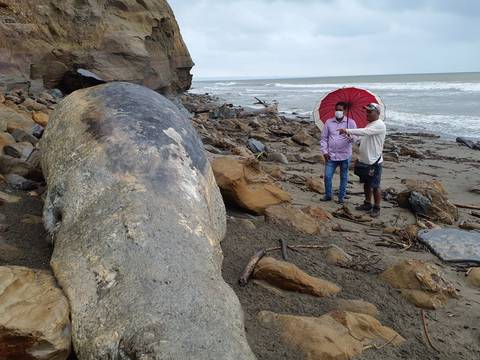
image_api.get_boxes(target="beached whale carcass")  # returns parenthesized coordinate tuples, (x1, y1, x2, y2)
(40, 82, 255, 359)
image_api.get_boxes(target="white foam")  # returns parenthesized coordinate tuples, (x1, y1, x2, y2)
(271, 82, 480, 93)
(214, 82, 238, 86)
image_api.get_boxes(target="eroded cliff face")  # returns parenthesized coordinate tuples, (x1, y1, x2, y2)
(0, 0, 193, 94)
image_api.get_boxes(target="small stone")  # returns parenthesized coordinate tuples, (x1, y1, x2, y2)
(325, 245, 352, 266)
(306, 177, 325, 194)
(254, 257, 341, 297)
(336, 299, 379, 318)
(3, 141, 34, 159)
(265, 204, 320, 235)
(21, 98, 49, 112)
(0, 190, 21, 203)
(247, 138, 266, 154)
(266, 152, 288, 164)
(231, 146, 253, 158)
(10, 128, 39, 145)
(0, 155, 32, 177)
(32, 111, 49, 127)
(0, 132, 16, 151)
(5, 174, 38, 190)
(292, 129, 316, 146)
(467, 268, 480, 288)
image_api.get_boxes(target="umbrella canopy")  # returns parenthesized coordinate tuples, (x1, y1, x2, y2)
(313, 87, 385, 130)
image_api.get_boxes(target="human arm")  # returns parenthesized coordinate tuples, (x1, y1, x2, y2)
(341, 121, 385, 136)
(320, 121, 330, 159)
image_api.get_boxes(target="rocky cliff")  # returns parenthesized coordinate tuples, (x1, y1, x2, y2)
(0, 0, 193, 94)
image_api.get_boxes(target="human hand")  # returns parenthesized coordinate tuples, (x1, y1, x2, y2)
(338, 128, 348, 135)
(324, 154, 330, 162)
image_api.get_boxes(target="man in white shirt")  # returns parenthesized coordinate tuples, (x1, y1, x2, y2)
(339, 103, 386, 218)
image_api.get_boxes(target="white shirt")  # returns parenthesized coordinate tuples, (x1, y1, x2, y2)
(346, 120, 386, 165)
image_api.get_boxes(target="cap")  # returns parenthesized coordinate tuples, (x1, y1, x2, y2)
(364, 103, 381, 113)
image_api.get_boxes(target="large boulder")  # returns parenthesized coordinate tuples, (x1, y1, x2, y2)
(258, 310, 405, 360)
(397, 179, 458, 224)
(0, 266, 71, 360)
(40, 83, 255, 359)
(0, 0, 193, 94)
(380, 260, 458, 309)
(212, 156, 291, 214)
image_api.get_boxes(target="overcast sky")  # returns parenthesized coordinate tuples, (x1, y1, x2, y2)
(168, 0, 480, 79)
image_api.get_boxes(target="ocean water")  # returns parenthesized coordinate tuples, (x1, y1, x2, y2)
(190, 72, 480, 140)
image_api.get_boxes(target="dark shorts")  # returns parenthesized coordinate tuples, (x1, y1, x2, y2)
(358, 163, 383, 189)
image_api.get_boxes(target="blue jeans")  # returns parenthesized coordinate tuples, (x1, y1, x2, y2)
(324, 158, 350, 201)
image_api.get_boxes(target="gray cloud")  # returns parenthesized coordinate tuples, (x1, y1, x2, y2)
(168, 0, 480, 79)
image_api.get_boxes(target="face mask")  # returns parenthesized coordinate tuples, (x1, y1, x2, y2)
(335, 111, 344, 119)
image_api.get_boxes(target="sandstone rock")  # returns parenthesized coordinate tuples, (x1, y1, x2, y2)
(3, 141, 34, 159)
(258, 310, 405, 360)
(21, 98, 49, 112)
(381, 260, 457, 309)
(300, 153, 326, 164)
(302, 206, 333, 222)
(266, 152, 288, 164)
(231, 146, 254, 158)
(467, 267, 480, 288)
(212, 156, 291, 214)
(336, 299, 379, 318)
(0, 191, 20, 204)
(306, 177, 325, 194)
(254, 257, 341, 297)
(265, 204, 320, 235)
(324, 245, 352, 266)
(0, 0, 193, 94)
(32, 112, 49, 127)
(0, 155, 33, 177)
(40, 83, 255, 359)
(261, 163, 284, 180)
(383, 152, 400, 162)
(0, 132, 16, 152)
(5, 174, 37, 190)
(0, 104, 29, 132)
(0, 266, 71, 360)
(10, 128, 39, 145)
(397, 179, 458, 224)
(292, 129, 316, 146)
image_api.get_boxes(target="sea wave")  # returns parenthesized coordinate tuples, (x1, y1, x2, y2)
(387, 110, 480, 138)
(214, 82, 238, 86)
(270, 82, 480, 92)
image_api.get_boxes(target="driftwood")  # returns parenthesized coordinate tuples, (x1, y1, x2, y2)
(239, 249, 267, 286)
(421, 310, 440, 352)
(280, 239, 288, 260)
(454, 203, 480, 210)
(238, 104, 278, 117)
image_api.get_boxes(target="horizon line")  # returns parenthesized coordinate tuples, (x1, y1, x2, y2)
(193, 70, 480, 82)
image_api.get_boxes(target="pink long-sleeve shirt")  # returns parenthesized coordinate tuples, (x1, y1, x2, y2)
(320, 117, 357, 161)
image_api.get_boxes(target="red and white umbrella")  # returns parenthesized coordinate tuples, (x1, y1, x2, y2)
(313, 87, 385, 130)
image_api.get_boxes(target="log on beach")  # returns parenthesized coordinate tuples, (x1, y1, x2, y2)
(40, 82, 255, 359)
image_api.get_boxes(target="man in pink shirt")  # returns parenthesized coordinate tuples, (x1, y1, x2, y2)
(320, 102, 357, 204)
